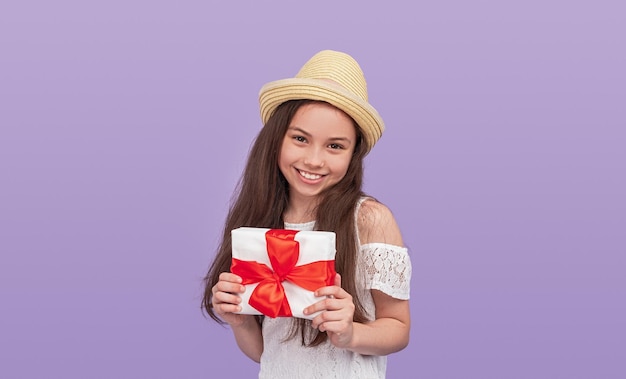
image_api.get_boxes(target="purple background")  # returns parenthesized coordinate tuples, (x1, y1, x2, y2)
(1, 1, 624, 378)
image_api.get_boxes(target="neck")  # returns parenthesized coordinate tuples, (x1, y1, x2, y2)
(283, 194, 319, 224)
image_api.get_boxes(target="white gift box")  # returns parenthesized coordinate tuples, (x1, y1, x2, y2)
(231, 227, 336, 319)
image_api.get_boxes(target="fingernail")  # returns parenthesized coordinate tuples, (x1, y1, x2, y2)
(303, 308, 308, 315)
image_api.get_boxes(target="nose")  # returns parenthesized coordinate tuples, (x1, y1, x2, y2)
(303, 146, 325, 168)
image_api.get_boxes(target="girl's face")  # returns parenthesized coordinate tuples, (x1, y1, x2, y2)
(278, 102, 357, 203)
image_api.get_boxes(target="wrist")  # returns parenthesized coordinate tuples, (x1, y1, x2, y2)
(230, 314, 259, 330)
(344, 322, 361, 352)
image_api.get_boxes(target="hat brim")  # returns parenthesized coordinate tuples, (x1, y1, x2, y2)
(259, 78, 385, 152)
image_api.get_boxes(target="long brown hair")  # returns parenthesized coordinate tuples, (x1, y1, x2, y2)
(202, 99, 369, 346)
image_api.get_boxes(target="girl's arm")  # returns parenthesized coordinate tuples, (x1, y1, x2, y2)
(230, 316, 264, 362)
(304, 199, 411, 355)
(212, 272, 264, 362)
(348, 289, 410, 355)
(305, 275, 410, 355)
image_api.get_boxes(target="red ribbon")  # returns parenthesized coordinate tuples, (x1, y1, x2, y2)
(231, 229, 335, 318)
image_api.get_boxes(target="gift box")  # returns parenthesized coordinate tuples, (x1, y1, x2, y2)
(231, 227, 336, 319)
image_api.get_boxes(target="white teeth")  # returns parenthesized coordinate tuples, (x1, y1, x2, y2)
(298, 170, 322, 180)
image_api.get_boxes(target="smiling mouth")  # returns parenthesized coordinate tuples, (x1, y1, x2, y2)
(298, 169, 323, 180)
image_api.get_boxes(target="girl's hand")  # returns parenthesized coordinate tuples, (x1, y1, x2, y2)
(304, 273, 355, 349)
(211, 272, 254, 327)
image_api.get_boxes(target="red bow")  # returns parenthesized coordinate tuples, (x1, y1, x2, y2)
(231, 229, 335, 318)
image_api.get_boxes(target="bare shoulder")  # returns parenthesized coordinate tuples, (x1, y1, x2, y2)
(357, 198, 404, 246)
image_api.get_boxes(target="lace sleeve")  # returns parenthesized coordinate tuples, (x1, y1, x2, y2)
(360, 243, 412, 300)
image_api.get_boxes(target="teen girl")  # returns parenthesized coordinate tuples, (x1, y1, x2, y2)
(202, 50, 412, 378)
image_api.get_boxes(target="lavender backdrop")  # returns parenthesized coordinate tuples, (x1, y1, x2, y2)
(1, 1, 624, 378)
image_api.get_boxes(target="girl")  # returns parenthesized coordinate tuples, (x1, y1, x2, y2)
(202, 50, 412, 378)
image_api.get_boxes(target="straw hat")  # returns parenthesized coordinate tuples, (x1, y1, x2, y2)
(259, 50, 385, 153)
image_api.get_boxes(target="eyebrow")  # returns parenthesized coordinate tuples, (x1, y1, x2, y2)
(288, 126, 353, 144)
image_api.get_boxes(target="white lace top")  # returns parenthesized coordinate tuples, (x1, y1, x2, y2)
(258, 198, 412, 379)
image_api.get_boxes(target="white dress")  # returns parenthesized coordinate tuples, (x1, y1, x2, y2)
(258, 199, 412, 379)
